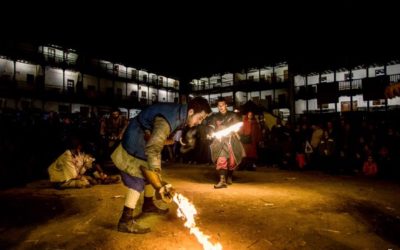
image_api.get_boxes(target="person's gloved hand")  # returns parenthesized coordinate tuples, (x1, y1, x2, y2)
(157, 183, 176, 203)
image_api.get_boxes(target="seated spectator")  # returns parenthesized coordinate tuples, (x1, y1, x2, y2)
(363, 155, 378, 177)
(48, 136, 120, 189)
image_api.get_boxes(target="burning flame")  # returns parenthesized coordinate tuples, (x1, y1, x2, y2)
(173, 193, 222, 250)
(211, 122, 243, 140)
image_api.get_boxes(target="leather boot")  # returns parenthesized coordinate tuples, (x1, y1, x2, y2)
(227, 170, 233, 185)
(142, 197, 169, 214)
(118, 206, 150, 234)
(214, 170, 228, 189)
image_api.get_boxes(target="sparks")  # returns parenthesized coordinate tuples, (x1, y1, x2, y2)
(173, 193, 222, 250)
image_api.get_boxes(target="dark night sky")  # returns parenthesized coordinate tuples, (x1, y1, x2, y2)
(6, 1, 400, 81)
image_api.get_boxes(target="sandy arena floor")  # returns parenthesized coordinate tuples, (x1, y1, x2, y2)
(1, 163, 400, 250)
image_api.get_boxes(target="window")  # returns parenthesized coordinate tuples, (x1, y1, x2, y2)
(131, 69, 138, 80)
(67, 79, 74, 88)
(344, 73, 353, 80)
(142, 75, 147, 83)
(375, 69, 385, 76)
(248, 75, 254, 81)
(341, 101, 357, 111)
(48, 48, 55, 58)
(27, 74, 34, 85)
(159, 77, 164, 84)
(372, 100, 384, 106)
(252, 96, 260, 103)
(339, 81, 350, 90)
(284, 70, 289, 81)
(67, 79, 74, 93)
(141, 91, 147, 98)
(63, 51, 69, 61)
(320, 76, 327, 83)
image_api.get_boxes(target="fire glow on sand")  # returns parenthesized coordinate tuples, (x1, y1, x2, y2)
(173, 193, 222, 250)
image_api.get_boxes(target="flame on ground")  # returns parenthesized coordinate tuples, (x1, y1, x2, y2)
(173, 193, 222, 250)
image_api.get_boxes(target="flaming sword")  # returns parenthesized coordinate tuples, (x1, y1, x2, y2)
(211, 122, 243, 140)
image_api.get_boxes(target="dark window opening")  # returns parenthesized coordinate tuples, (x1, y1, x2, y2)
(67, 79, 74, 93)
(27, 74, 34, 85)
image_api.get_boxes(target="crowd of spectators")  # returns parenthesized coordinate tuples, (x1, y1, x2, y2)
(1, 107, 399, 188)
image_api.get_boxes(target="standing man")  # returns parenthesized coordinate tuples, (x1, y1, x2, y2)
(99, 107, 128, 163)
(207, 97, 245, 188)
(111, 97, 211, 234)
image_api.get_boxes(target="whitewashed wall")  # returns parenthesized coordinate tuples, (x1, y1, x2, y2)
(247, 70, 259, 81)
(275, 65, 288, 82)
(306, 75, 319, 85)
(45, 68, 63, 89)
(294, 75, 305, 86)
(158, 89, 167, 102)
(127, 82, 138, 97)
(294, 100, 306, 114)
(0, 58, 14, 77)
(15, 62, 37, 80)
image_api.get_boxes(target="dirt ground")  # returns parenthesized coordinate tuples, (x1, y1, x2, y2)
(1, 163, 400, 250)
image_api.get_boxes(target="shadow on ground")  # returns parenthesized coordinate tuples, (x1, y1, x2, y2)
(347, 199, 400, 246)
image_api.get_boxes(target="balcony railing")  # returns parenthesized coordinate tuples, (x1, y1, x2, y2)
(0, 79, 177, 108)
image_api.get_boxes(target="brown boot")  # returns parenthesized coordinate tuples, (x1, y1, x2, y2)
(227, 170, 233, 185)
(142, 197, 169, 214)
(118, 219, 151, 234)
(118, 206, 150, 234)
(214, 170, 228, 189)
